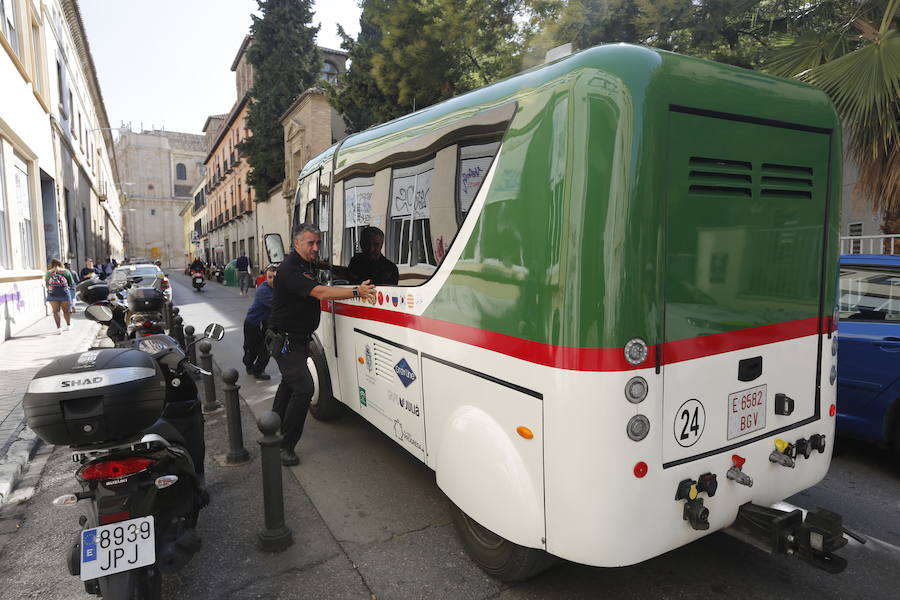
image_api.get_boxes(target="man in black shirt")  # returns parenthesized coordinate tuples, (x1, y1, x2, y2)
(345, 226, 399, 285)
(268, 223, 377, 465)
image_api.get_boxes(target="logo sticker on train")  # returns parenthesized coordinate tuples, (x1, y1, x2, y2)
(393, 358, 417, 388)
(728, 384, 767, 440)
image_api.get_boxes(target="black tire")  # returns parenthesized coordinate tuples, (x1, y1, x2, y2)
(450, 503, 559, 582)
(135, 567, 162, 600)
(307, 336, 342, 421)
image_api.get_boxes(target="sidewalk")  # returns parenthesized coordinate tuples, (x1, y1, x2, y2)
(0, 309, 98, 503)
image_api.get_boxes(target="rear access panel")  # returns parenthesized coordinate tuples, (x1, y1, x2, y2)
(661, 108, 831, 466)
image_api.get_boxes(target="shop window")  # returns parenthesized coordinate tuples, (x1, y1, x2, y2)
(12, 154, 35, 269)
(0, 151, 10, 268)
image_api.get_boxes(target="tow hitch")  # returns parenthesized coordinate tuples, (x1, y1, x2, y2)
(724, 503, 853, 574)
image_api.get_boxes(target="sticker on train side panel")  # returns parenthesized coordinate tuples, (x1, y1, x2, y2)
(394, 358, 417, 388)
(674, 399, 706, 447)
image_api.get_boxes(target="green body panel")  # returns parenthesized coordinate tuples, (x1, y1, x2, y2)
(315, 45, 842, 350)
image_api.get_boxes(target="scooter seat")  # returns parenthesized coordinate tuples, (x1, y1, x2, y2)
(142, 418, 187, 447)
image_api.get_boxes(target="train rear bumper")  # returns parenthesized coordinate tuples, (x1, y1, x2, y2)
(723, 503, 850, 574)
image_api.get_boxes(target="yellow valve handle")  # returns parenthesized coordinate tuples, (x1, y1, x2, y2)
(774, 438, 790, 453)
(688, 484, 698, 501)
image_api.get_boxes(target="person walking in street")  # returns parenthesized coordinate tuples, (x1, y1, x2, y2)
(243, 265, 276, 381)
(267, 224, 377, 465)
(45, 259, 74, 334)
(236, 251, 252, 296)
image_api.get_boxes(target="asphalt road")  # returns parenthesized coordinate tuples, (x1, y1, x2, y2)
(2, 273, 898, 599)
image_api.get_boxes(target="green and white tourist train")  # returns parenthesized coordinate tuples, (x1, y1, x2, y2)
(265, 43, 848, 580)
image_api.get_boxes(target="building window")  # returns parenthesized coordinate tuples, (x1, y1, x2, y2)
(1, 0, 20, 56)
(12, 154, 35, 269)
(321, 61, 338, 83)
(176, 163, 187, 180)
(31, 22, 44, 96)
(0, 151, 11, 268)
(150, 209, 156, 216)
(848, 222, 863, 254)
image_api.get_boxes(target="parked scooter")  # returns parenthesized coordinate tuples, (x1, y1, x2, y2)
(23, 304, 225, 599)
(190, 270, 205, 292)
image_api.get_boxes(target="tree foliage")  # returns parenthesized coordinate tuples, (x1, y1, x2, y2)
(241, 0, 321, 200)
(328, 0, 525, 130)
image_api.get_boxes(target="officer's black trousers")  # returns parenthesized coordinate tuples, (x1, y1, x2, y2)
(272, 341, 314, 452)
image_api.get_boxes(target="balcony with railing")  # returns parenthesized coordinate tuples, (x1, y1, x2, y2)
(840, 234, 900, 255)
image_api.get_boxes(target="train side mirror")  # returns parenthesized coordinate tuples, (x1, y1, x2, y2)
(264, 233, 285, 265)
(204, 323, 225, 341)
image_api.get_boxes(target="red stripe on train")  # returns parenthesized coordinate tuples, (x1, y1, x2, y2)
(324, 302, 821, 372)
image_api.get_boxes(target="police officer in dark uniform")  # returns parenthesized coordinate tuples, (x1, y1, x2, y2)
(268, 223, 377, 465)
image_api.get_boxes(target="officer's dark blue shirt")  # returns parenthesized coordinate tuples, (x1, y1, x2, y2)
(269, 250, 320, 335)
(245, 281, 273, 325)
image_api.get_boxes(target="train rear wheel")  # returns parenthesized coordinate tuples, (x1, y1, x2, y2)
(307, 336, 342, 421)
(450, 503, 558, 582)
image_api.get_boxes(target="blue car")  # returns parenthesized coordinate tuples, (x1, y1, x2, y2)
(837, 254, 900, 458)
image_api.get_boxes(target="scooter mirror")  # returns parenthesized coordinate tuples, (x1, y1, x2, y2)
(85, 304, 114, 323)
(204, 323, 225, 341)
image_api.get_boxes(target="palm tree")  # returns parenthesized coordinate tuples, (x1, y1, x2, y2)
(766, 0, 900, 216)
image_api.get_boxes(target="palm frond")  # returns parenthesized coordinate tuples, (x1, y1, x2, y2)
(765, 31, 853, 77)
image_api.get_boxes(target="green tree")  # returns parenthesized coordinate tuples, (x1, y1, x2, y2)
(766, 0, 900, 214)
(329, 0, 525, 127)
(240, 0, 321, 200)
(325, 3, 394, 132)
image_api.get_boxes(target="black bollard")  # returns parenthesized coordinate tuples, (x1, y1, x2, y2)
(257, 411, 293, 552)
(184, 325, 198, 369)
(222, 368, 250, 465)
(198, 341, 222, 413)
(173, 315, 186, 349)
(164, 301, 174, 332)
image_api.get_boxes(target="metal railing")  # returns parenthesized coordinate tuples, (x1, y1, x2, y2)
(840, 234, 900, 255)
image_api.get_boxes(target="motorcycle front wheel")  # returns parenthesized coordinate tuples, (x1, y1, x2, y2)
(98, 566, 161, 600)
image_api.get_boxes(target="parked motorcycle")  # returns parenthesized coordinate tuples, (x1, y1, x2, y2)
(211, 266, 224, 284)
(23, 306, 225, 599)
(190, 271, 205, 292)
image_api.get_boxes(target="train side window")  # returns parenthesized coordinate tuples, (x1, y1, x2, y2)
(342, 176, 375, 261)
(389, 159, 435, 275)
(457, 141, 500, 222)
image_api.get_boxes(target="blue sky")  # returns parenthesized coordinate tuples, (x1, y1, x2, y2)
(79, 0, 361, 134)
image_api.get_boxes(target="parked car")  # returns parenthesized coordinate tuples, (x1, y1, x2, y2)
(110, 263, 173, 304)
(837, 254, 900, 459)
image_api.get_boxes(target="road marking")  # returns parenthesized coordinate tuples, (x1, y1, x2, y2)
(773, 501, 900, 555)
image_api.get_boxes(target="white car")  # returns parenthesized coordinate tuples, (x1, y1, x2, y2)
(111, 264, 173, 303)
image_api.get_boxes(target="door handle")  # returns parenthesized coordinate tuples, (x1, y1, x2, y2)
(875, 337, 900, 351)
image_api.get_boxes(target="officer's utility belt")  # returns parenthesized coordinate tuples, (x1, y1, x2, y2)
(265, 329, 311, 355)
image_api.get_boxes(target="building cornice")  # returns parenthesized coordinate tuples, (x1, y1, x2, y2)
(204, 94, 250, 164)
(230, 35, 252, 71)
(60, 0, 121, 196)
(279, 87, 326, 124)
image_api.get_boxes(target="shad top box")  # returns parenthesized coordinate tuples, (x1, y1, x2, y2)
(24, 348, 165, 446)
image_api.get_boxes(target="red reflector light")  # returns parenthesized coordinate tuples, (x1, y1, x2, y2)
(79, 457, 155, 481)
(633, 461, 648, 478)
(100, 511, 132, 525)
(160, 279, 170, 289)
(829, 404, 836, 417)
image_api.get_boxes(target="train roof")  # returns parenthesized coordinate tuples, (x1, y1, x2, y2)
(299, 43, 838, 181)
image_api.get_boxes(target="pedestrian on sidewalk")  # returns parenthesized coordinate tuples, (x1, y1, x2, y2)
(267, 224, 377, 466)
(44, 259, 74, 334)
(243, 265, 276, 381)
(63, 262, 78, 313)
(236, 251, 251, 296)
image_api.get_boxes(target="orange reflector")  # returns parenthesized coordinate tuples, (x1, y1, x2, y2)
(516, 426, 534, 440)
(633, 461, 648, 478)
(829, 404, 836, 417)
(358, 357, 365, 364)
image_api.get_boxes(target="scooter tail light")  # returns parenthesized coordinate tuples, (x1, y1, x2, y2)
(155, 475, 178, 489)
(78, 457, 155, 481)
(142, 321, 154, 328)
